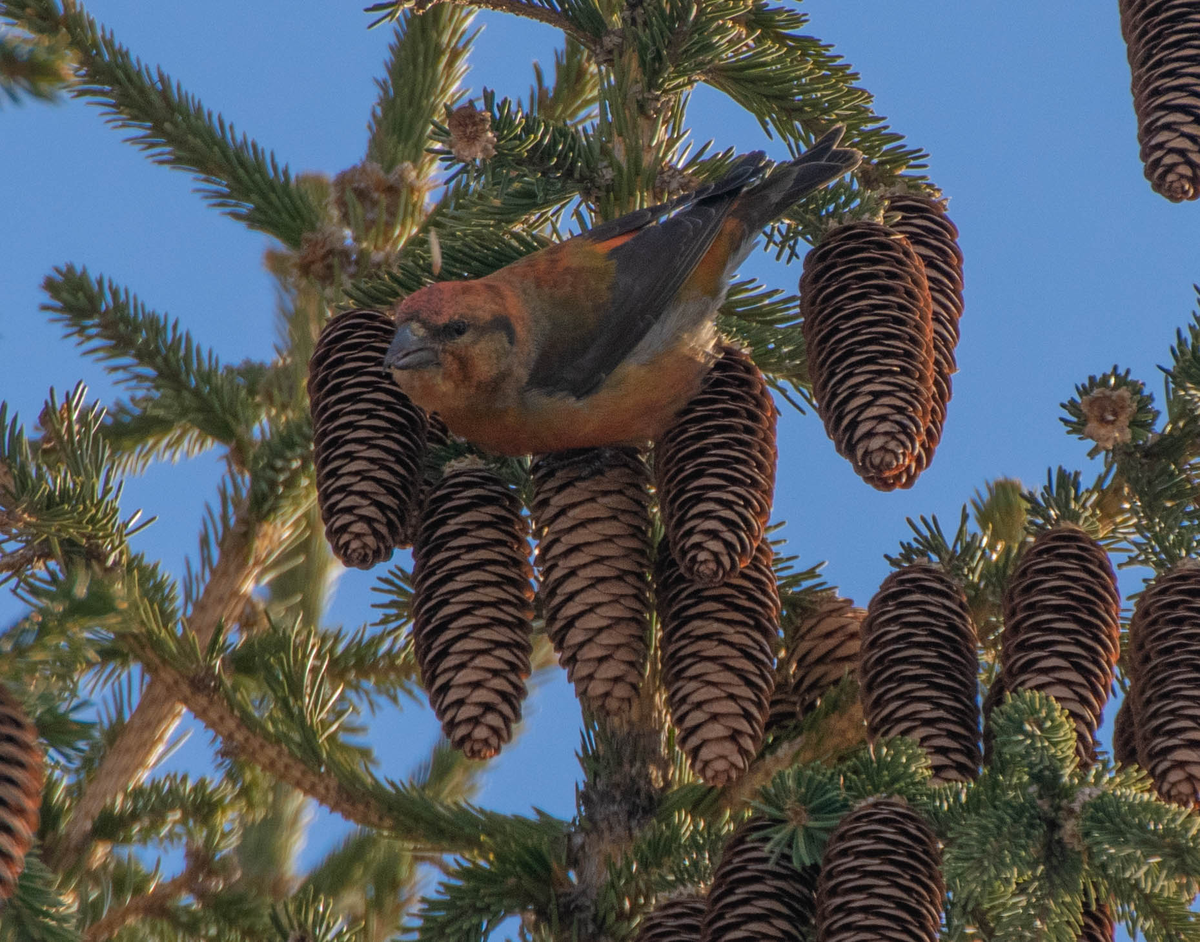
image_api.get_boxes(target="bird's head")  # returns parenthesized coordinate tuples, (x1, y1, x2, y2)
(385, 281, 521, 414)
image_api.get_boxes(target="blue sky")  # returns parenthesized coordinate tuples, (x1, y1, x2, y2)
(2, 1, 1198, 937)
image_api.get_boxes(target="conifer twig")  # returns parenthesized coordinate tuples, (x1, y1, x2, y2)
(55, 500, 270, 865)
(377, 0, 600, 53)
(134, 649, 390, 830)
(82, 869, 194, 942)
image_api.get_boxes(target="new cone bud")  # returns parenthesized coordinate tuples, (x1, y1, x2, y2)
(531, 447, 652, 718)
(800, 221, 935, 490)
(1000, 525, 1120, 765)
(815, 797, 943, 942)
(412, 462, 535, 759)
(656, 538, 779, 786)
(0, 687, 42, 902)
(700, 817, 817, 942)
(1129, 562, 1200, 805)
(656, 344, 778, 586)
(860, 564, 981, 783)
(309, 308, 431, 568)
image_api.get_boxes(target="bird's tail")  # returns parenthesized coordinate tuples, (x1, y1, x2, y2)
(734, 126, 861, 231)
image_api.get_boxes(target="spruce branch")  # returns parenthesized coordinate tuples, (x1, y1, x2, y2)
(82, 867, 195, 942)
(54, 496, 274, 866)
(3, 0, 321, 245)
(42, 266, 261, 467)
(367, 5, 476, 174)
(364, 0, 606, 53)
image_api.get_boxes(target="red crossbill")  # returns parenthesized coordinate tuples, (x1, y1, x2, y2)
(385, 127, 860, 456)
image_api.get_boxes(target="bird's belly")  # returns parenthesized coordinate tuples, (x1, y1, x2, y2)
(439, 351, 708, 455)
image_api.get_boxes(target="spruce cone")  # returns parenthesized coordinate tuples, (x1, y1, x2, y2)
(770, 595, 863, 731)
(412, 463, 534, 759)
(1112, 697, 1139, 768)
(1000, 525, 1120, 765)
(657, 538, 779, 786)
(701, 817, 817, 942)
(814, 797, 943, 942)
(636, 892, 708, 942)
(531, 447, 652, 717)
(0, 687, 42, 902)
(800, 221, 935, 490)
(1079, 905, 1115, 942)
(859, 564, 981, 783)
(309, 308, 430, 568)
(656, 344, 778, 586)
(884, 194, 964, 481)
(1129, 562, 1200, 805)
(1119, 0, 1200, 201)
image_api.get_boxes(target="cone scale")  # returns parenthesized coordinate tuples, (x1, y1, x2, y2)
(0, 687, 42, 902)
(635, 892, 707, 942)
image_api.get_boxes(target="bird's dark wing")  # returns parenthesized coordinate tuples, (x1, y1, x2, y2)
(525, 153, 766, 399)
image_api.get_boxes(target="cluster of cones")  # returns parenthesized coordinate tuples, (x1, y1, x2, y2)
(634, 798, 943, 942)
(309, 194, 963, 774)
(310, 318, 782, 770)
(801, 193, 964, 490)
(1119, 0, 1200, 201)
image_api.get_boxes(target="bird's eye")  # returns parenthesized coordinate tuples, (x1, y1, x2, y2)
(445, 319, 469, 340)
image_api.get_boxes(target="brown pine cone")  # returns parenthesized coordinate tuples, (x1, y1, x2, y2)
(657, 538, 779, 786)
(1119, 0, 1200, 200)
(859, 564, 981, 783)
(700, 817, 817, 942)
(814, 797, 943, 942)
(1112, 697, 1139, 768)
(800, 220, 935, 490)
(309, 308, 431, 568)
(636, 891, 708, 942)
(0, 687, 42, 902)
(1000, 525, 1120, 765)
(884, 193, 964, 481)
(531, 447, 652, 718)
(412, 462, 535, 759)
(1128, 562, 1200, 805)
(770, 595, 863, 732)
(1079, 905, 1115, 942)
(656, 344, 778, 586)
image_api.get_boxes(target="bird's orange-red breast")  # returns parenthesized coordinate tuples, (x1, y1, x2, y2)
(385, 127, 860, 455)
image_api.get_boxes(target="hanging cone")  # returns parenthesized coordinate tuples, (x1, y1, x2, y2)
(859, 564, 981, 783)
(1079, 905, 1116, 942)
(531, 447, 652, 718)
(814, 797, 943, 942)
(700, 817, 817, 942)
(884, 193, 964, 482)
(1128, 562, 1200, 805)
(656, 344, 778, 586)
(412, 462, 535, 759)
(636, 891, 707, 942)
(1112, 697, 1139, 768)
(656, 538, 779, 786)
(0, 687, 42, 902)
(1000, 525, 1120, 765)
(1118, 0, 1200, 201)
(800, 220, 935, 490)
(309, 308, 430, 568)
(769, 595, 863, 731)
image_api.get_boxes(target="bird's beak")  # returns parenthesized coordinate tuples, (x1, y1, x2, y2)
(385, 322, 440, 371)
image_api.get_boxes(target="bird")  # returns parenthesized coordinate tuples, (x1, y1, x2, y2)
(384, 126, 860, 456)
